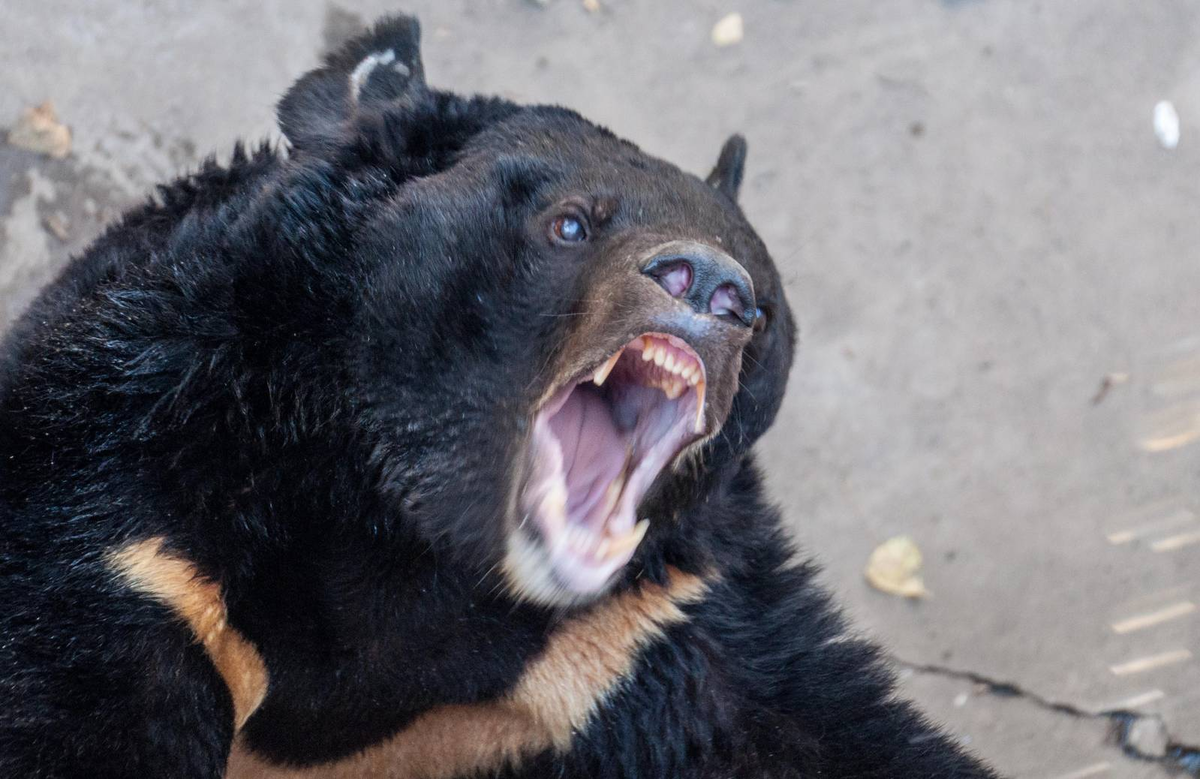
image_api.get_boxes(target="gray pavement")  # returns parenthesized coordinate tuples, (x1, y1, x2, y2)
(3, 1, 1200, 776)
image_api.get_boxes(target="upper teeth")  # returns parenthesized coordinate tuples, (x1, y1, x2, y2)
(641, 337, 702, 386)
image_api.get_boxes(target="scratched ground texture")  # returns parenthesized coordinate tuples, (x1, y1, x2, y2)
(3, 1, 1200, 777)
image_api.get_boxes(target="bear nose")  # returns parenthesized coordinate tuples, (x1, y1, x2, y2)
(642, 242, 756, 327)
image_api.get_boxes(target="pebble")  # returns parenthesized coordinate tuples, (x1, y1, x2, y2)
(711, 13, 744, 47)
(1154, 100, 1179, 149)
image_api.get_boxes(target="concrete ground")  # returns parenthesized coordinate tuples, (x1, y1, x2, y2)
(3, 1, 1200, 776)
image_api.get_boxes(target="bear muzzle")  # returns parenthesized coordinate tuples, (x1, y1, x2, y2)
(502, 240, 756, 605)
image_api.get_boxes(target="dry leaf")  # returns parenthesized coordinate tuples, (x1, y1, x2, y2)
(711, 13, 743, 47)
(865, 536, 928, 598)
(8, 101, 72, 159)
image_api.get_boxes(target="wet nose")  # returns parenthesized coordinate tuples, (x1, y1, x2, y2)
(642, 242, 756, 327)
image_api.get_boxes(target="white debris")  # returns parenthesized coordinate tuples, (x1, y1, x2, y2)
(1154, 100, 1179, 149)
(711, 13, 743, 47)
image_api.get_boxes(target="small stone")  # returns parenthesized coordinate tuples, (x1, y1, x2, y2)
(8, 102, 72, 158)
(711, 13, 744, 47)
(1125, 716, 1169, 758)
(1154, 100, 1179, 149)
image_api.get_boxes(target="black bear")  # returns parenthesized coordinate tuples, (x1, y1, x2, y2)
(0, 14, 998, 779)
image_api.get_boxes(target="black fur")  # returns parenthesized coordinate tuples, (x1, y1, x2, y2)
(0, 15, 998, 778)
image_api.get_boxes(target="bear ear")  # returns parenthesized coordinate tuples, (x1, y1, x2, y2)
(705, 134, 748, 202)
(277, 14, 427, 150)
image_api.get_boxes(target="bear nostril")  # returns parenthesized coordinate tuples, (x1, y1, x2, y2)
(640, 242, 755, 326)
(649, 261, 693, 298)
(709, 284, 745, 320)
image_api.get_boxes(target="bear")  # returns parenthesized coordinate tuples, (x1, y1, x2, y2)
(0, 14, 998, 779)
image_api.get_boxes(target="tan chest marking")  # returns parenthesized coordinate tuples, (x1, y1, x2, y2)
(226, 568, 708, 779)
(107, 536, 269, 730)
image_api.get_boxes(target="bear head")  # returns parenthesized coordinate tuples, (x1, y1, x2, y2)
(269, 16, 796, 606)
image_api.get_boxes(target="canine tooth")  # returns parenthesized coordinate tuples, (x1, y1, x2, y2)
(602, 519, 651, 558)
(693, 379, 706, 433)
(633, 518, 650, 543)
(593, 349, 623, 386)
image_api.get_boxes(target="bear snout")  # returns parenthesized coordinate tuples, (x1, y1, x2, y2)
(640, 240, 756, 328)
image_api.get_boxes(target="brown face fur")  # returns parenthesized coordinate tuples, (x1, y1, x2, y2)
(533, 231, 755, 436)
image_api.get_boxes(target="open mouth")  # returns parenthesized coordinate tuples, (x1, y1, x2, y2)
(515, 333, 709, 598)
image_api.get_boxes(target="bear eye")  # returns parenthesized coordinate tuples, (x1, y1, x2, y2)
(551, 214, 588, 244)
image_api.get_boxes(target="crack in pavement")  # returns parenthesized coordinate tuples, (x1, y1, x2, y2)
(896, 658, 1200, 775)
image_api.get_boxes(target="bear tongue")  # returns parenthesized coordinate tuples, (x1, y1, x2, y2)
(547, 384, 630, 533)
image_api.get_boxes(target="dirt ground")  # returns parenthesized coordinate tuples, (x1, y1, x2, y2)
(3, 1, 1200, 776)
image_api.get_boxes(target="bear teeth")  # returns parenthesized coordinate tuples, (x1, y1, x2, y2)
(592, 348, 624, 387)
(593, 335, 702, 405)
(587, 334, 711, 435)
(631, 335, 703, 383)
(558, 520, 651, 562)
(596, 519, 650, 559)
(645, 337, 700, 379)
